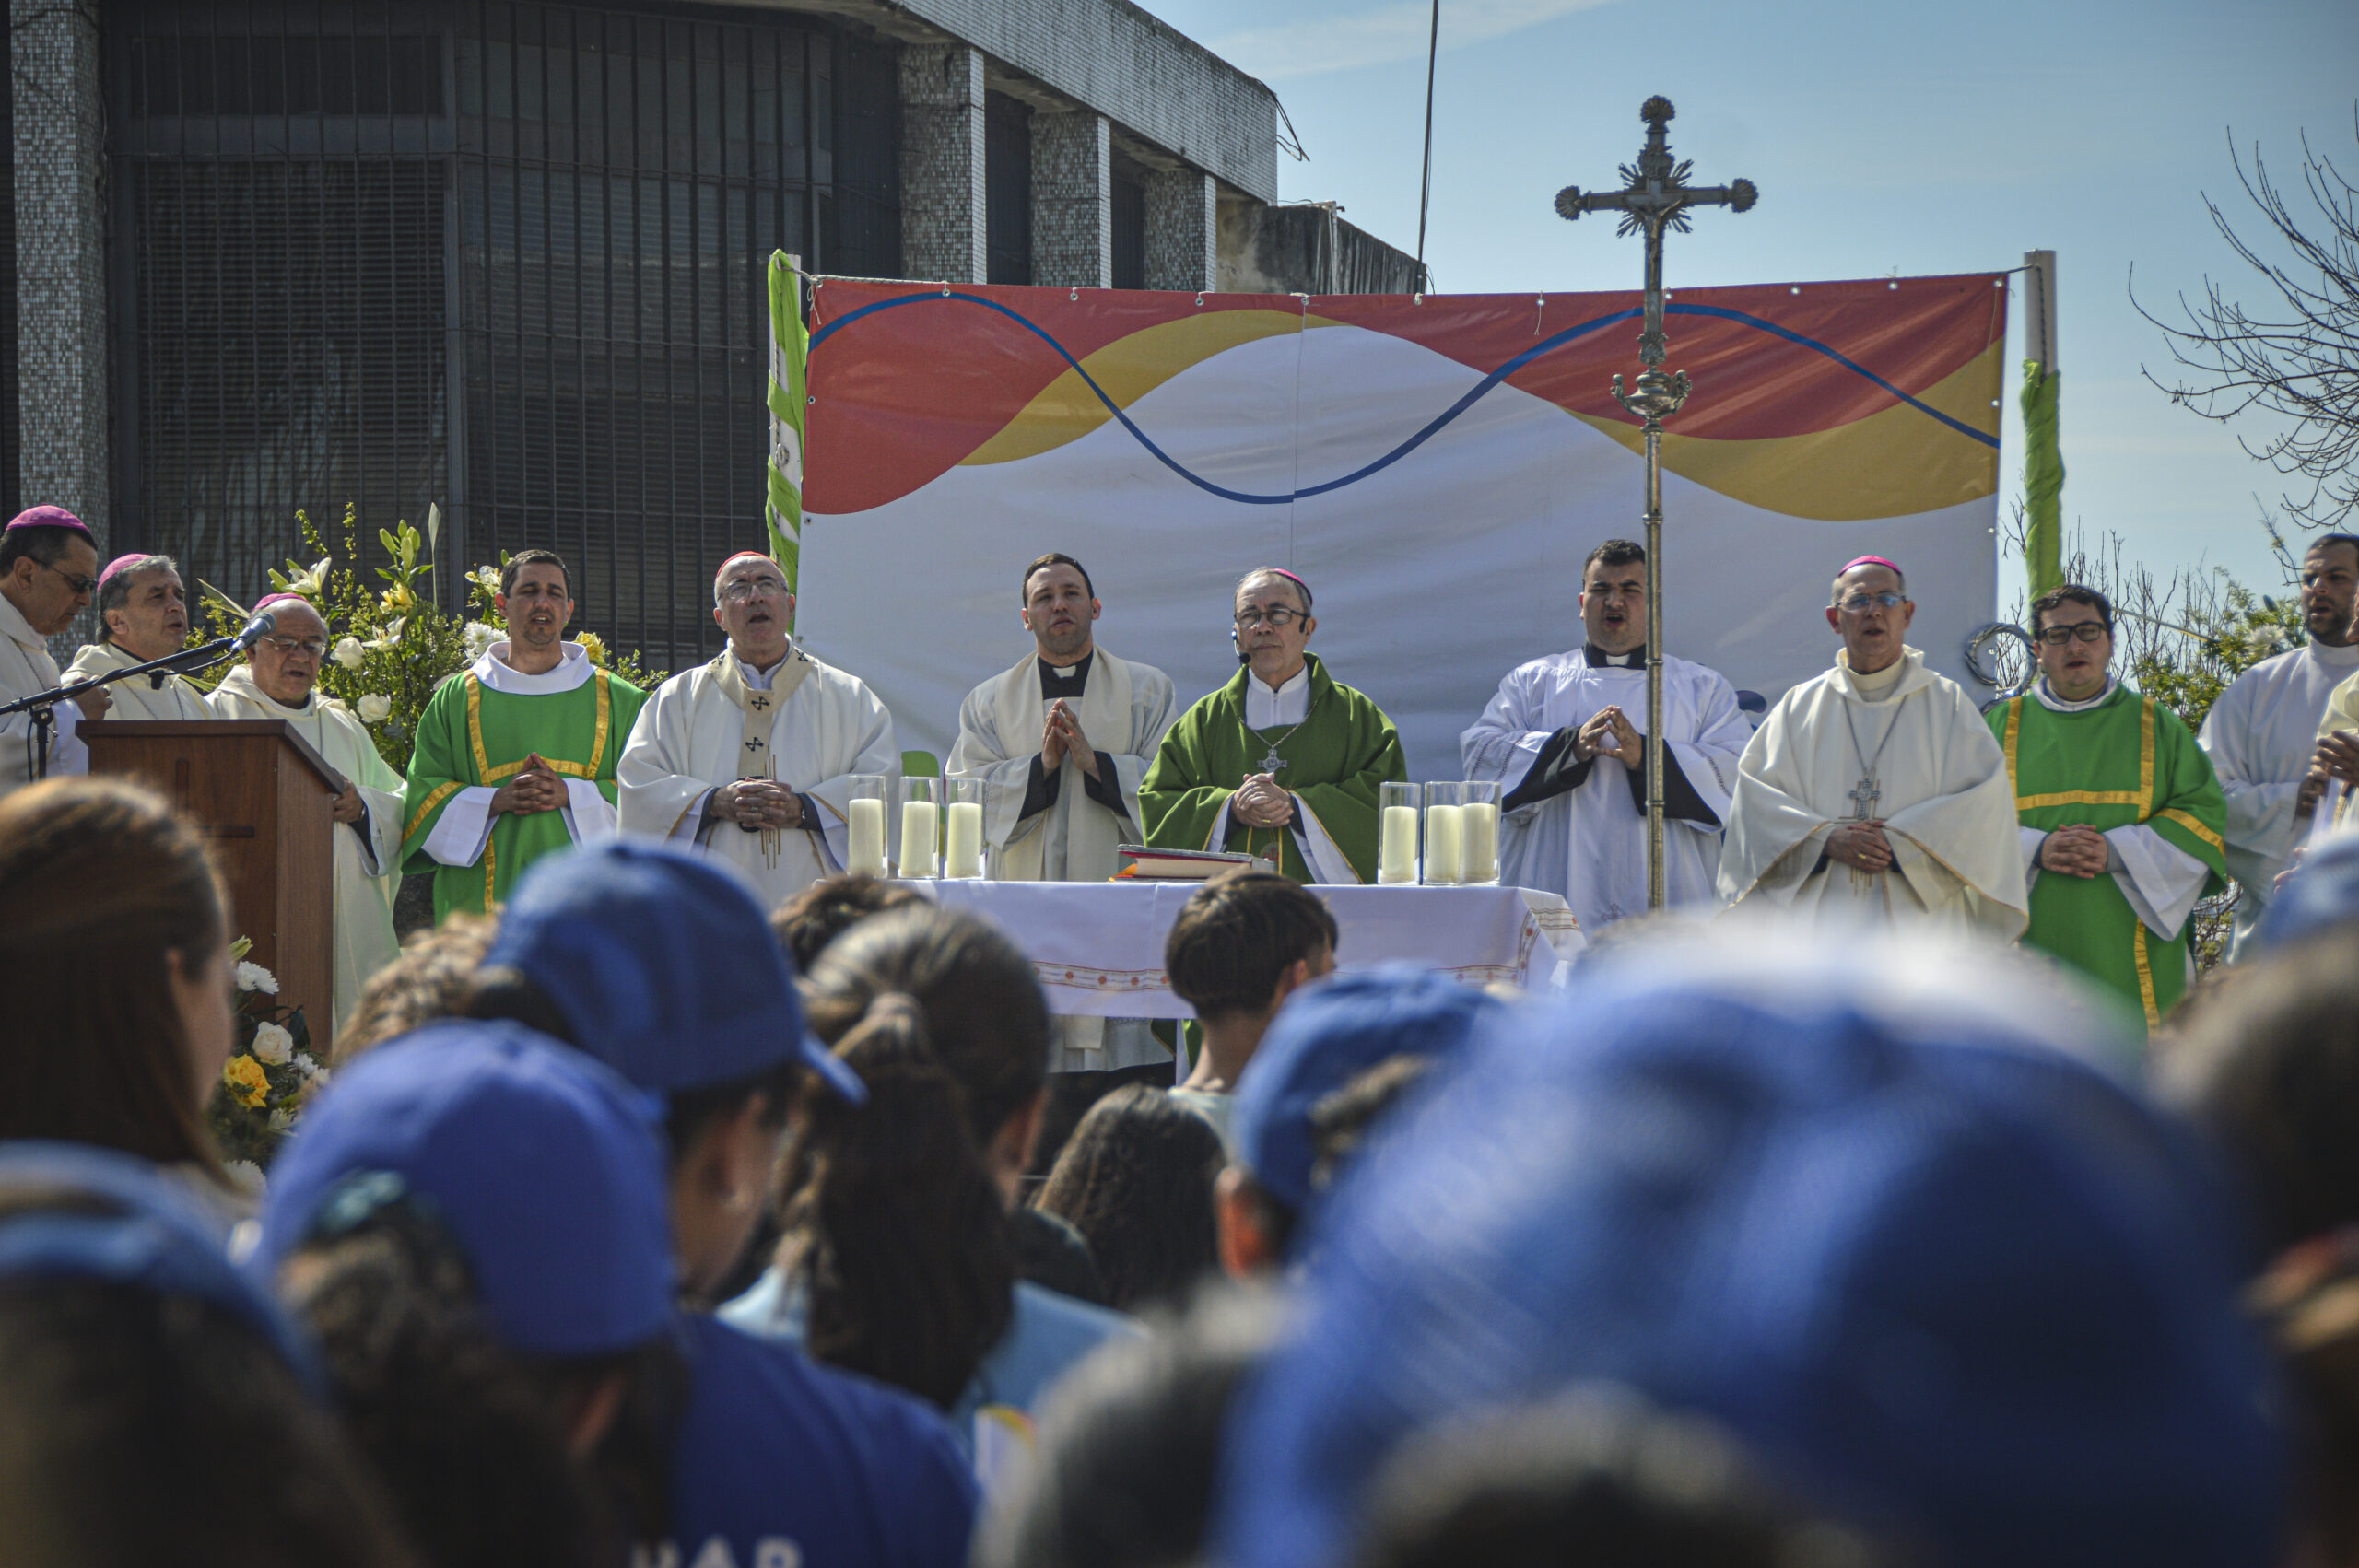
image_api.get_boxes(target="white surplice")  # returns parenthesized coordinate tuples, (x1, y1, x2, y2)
(418, 642, 619, 871)
(617, 641, 898, 912)
(949, 647, 1177, 1072)
(1719, 647, 2027, 938)
(0, 591, 85, 793)
(2200, 638, 2359, 954)
(207, 665, 404, 1043)
(65, 640, 214, 722)
(1461, 648, 1750, 931)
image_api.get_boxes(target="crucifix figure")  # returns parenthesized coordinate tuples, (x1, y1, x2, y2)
(1555, 97, 1755, 910)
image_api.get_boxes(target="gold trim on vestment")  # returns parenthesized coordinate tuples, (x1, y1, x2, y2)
(475, 670, 613, 781)
(466, 675, 488, 777)
(2001, 698, 2021, 794)
(2015, 789, 2145, 809)
(484, 830, 498, 911)
(2139, 696, 2154, 804)
(2155, 807, 2225, 854)
(2133, 920, 2160, 1029)
(405, 780, 464, 842)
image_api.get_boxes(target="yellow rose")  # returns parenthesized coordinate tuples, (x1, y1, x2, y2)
(574, 631, 609, 667)
(221, 1054, 271, 1109)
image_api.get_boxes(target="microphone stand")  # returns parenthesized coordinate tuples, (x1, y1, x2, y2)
(0, 635, 248, 781)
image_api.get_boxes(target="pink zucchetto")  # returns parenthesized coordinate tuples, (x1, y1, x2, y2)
(5, 505, 96, 541)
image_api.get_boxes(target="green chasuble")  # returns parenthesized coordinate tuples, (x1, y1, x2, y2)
(1988, 684, 2225, 1036)
(1140, 653, 1407, 883)
(402, 661, 648, 920)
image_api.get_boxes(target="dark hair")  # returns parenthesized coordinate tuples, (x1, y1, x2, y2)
(0, 524, 87, 574)
(499, 549, 570, 601)
(782, 906, 1052, 1408)
(1035, 1086, 1224, 1314)
(1235, 568, 1312, 614)
(1308, 1054, 1433, 1195)
(1022, 553, 1096, 607)
(1165, 870, 1339, 1022)
(0, 1196, 421, 1568)
(769, 873, 925, 977)
(2030, 583, 2113, 637)
(0, 778, 226, 1169)
(337, 915, 499, 1062)
(283, 1201, 686, 1567)
(94, 555, 179, 646)
(972, 1284, 1283, 1568)
(2306, 534, 2359, 564)
(1583, 539, 1647, 576)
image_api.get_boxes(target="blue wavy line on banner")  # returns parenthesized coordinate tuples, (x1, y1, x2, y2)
(808, 291, 1998, 506)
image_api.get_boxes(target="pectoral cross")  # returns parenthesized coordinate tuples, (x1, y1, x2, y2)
(1848, 773, 1881, 822)
(1258, 745, 1286, 776)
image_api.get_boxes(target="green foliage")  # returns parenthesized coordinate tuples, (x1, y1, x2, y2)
(2123, 572, 2306, 737)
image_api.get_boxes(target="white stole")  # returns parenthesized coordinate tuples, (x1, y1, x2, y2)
(987, 649, 1135, 883)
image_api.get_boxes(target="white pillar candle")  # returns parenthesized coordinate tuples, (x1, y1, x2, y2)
(899, 799, 938, 877)
(944, 801, 984, 878)
(1379, 804, 1419, 884)
(847, 797, 887, 876)
(1423, 802, 1464, 885)
(1461, 802, 1500, 883)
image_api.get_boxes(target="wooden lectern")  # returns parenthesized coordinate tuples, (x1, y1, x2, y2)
(83, 720, 343, 1036)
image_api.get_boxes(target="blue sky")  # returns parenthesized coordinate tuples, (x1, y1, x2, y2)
(1133, 0, 2358, 607)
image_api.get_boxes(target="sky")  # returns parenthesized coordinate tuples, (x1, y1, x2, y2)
(1132, 0, 2359, 608)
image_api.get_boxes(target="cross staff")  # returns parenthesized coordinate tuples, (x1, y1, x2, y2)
(1556, 96, 1756, 910)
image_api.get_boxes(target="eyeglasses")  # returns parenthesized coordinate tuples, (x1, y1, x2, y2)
(259, 635, 328, 657)
(720, 577, 788, 603)
(37, 560, 100, 596)
(1837, 591, 1907, 614)
(1234, 607, 1307, 630)
(2035, 622, 2109, 646)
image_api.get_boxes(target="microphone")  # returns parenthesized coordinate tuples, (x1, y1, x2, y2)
(229, 610, 278, 653)
(1232, 627, 1250, 667)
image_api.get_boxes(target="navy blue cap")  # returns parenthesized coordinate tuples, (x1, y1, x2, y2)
(0, 1141, 325, 1395)
(258, 1019, 678, 1357)
(1231, 965, 1504, 1214)
(481, 839, 864, 1103)
(2256, 832, 2359, 951)
(1215, 933, 2285, 1568)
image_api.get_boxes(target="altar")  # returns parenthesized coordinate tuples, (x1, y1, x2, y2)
(916, 881, 1583, 1019)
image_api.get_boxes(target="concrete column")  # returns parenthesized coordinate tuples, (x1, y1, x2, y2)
(898, 42, 986, 285)
(1029, 111, 1109, 289)
(11, 0, 110, 542)
(1144, 168, 1217, 293)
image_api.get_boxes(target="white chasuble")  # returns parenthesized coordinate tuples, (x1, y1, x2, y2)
(950, 649, 1178, 1073)
(617, 643, 898, 912)
(1718, 648, 2026, 939)
(207, 666, 405, 1042)
(65, 641, 215, 721)
(1462, 649, 1749, 931)
(2200, 640, 2359, 953)
(0, 591, 84, 792)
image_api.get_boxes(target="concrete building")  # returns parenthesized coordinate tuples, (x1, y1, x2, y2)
(2, 0, 1415, 666)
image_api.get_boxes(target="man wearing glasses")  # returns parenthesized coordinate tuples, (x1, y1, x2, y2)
(1985, 586, 2224, 1036)
(0, 506, 111, 792)
(210, 593, 404, 1038)
(404, 550, 650, 920)
(1719, 556, 2025, 937)
(618, 551, 897, 909)
(1141, 567, 1406, 884)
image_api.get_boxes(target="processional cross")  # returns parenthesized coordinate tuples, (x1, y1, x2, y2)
(1556, 97, 1755, 909)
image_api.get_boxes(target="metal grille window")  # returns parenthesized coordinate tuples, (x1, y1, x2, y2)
(1110, 173, 1144, 291)
(985, 91, 1031, 287)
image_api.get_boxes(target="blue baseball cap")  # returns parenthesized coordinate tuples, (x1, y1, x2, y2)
(0, 1140, 325, 1396)
(1231, 965, 1504, 1215)
(481, 839, 864, 1103)
(2256, 832, 2359, 951)
(1214, 932, 2284, 1568)
(257, 1019, 678, 1357)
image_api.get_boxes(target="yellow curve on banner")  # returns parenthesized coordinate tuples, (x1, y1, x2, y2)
(1570, 339, 2006, 521)
(964, 310, 1343, 467)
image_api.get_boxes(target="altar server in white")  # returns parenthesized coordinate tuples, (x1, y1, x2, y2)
(949, 552, 1177, 1071)
(1462, 539, 1749, 931)
(65, 555, 213, 721)
(1719, 556, 2026, 937)
(618, 553, 898, 910)
(2200, 532, 2359, 953)
(207, 594, 403, 1038)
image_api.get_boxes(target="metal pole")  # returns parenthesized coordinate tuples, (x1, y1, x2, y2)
(1643, 417, 1666, 908)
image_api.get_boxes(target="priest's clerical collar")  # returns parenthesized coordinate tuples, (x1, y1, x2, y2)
(2314, 638, 2359, 666)
(1583, 644, 1641, 669)
(1038, 649, 1093, 696)
(2034, 674, 2118, 712)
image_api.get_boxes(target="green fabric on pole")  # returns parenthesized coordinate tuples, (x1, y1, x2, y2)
(2021, 358, 2064, 598)
(766, 251, 808, 591)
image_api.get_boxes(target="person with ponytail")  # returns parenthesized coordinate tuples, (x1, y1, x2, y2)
(722, 903, 1139, 1468)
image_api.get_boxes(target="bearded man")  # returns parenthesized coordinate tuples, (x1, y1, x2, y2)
(64, 555, 212, 721)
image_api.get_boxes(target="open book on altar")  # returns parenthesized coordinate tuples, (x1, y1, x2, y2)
(1114, 845, 1276, 881)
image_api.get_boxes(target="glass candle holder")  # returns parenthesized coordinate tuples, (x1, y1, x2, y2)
(1378, 781, 1420, 884)
(1460, 779, 1502, 886)
(1423, 781, 1467, 886)
(846, 775, 888, 877)
(898, 775, 941, 879)
(943, 778, 987, 880)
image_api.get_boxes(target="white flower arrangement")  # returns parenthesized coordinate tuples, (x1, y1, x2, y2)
(363, 616, 406, 653)
(251, 1022, 295, 1066)
(357, 693, 393, 724)
(294, 1051, 326, 1082)
(267, 1108, 297, 1134)
(224, 1160, 267, 1197)
(463, 620, 499, 661)
(332, 636, 367, 670)
(235, 961, 279, 995)
(2243, 626, 2284, 660)
(474, 564, 502, 597)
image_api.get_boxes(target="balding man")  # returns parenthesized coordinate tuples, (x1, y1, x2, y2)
(209, 593, 404, 1037)
(618, 552, 898, 909)
(1719, 556, 2025, 936)
(64, 555, 212, 721)
(1141, 568, 1406, 884)
(0, 507, 110, 792)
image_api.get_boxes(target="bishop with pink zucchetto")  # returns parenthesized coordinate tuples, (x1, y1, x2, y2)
(1718, 555, 2027, 937)
(0, 507, 108, 793)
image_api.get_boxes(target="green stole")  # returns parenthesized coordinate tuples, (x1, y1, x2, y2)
(401, 665, 649, 920)
(1140, 652, 1406, 883)
(1988, 684, 2226, 1036)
